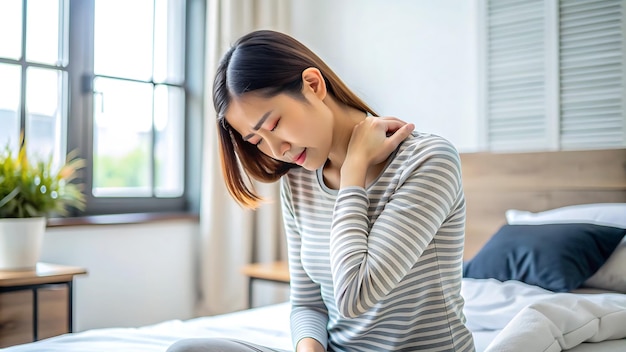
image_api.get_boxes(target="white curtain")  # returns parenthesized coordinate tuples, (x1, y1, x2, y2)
(198, 0, 291, 316)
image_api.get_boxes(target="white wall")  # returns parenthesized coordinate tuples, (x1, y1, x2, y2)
(41, 220, 198, 331)
(291, 0, 480, 152)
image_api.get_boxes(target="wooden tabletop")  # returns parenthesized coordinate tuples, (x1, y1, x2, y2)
(0, 263, 87, 287)
(241, 261, 290, 283)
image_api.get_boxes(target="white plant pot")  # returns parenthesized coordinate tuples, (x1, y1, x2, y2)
(0, 217, 47, 270)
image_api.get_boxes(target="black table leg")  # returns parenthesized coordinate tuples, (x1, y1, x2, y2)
(67, 281, 73, 332)
(248, 278, 254, 308)
(32, 288, 38, 341)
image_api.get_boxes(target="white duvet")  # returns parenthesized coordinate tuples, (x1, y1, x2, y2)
(4, 279, 626, 352)
(463, 278, 626, 352)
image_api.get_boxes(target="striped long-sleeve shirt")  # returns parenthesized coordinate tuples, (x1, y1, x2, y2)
(281, 132, 475, 351)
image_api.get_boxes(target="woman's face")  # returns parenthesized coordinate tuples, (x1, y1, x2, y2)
(225, 83, 334, 171)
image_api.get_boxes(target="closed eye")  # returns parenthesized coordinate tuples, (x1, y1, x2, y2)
(251, 118, 280, 147)
(248, 135, 262, 147)
(270, 118, 280, 131)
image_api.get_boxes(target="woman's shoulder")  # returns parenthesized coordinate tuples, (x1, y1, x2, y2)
(390, 131, 463, 181)
(398, 131, 460, 158)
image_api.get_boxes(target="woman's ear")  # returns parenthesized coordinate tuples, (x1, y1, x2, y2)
(301, 67, 327, 100)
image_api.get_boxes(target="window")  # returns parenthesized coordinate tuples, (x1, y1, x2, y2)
(0, 0, 67, 168)
(479, 0, 625, 151)
(0, 0, 204, 215)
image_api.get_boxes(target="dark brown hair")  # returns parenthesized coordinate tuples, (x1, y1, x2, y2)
(213, 30, 376, 208)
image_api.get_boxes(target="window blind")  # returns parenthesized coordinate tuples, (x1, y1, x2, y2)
(483, 0, 625, 151)
(486, 0, 548, 150)
(559, 0, 624, 149)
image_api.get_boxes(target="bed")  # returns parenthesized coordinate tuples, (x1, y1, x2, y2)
(4, 148, 626, 352)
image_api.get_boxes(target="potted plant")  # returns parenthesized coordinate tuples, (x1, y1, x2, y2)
(0, 143, 85, 270)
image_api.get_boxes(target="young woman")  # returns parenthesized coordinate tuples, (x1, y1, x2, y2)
(168, 30, 475, 352)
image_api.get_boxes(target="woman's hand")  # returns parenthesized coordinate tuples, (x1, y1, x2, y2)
(340, 116, 414, 188)
(347, 116, 414, 166)
(296, 337, 325, 352)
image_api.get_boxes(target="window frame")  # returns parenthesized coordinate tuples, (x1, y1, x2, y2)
(62, 0, 204, 216)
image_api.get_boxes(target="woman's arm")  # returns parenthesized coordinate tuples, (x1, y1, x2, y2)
(281, 179, 329, 351)
(332, 135, 464, 318)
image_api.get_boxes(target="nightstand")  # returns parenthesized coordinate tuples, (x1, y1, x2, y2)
(0, 263, 87, 348)
(241, 261, 289, 308)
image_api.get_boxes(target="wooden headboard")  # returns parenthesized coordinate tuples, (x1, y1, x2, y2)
(460, 148, 626, 260)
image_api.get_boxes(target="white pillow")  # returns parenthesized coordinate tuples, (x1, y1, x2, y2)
(505, 203, 626, 228)
(505, 203, 626, 293)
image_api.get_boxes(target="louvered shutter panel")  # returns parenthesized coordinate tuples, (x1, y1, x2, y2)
(559, 0, 625, 149)
(486, 0, 548, 151)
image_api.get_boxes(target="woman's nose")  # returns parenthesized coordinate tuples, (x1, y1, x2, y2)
(266, 136, 290, 158)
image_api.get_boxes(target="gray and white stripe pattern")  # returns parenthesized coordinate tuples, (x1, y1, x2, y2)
(281, 132, 475, 351)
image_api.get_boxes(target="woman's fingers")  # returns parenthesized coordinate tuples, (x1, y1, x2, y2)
(385, 123, 415, 147)
(370, 118, 415, 165)
(377, 116, 402, 122)
(377, 116, 411, 135)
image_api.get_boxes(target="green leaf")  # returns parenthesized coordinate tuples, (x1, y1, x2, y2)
(0, 187, 19, 209)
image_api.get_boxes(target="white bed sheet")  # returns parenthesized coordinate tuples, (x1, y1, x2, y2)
(3, 279, 626, 352)
(2, 303, 293, 352)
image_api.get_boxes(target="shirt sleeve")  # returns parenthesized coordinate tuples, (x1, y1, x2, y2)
(330, 137, 464, 318)
(281, 178, 329, 350)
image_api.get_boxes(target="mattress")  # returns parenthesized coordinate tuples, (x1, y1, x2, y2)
(4, 278, 626, 352)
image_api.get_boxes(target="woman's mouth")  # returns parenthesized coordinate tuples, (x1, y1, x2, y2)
(294, 149, 307, 165)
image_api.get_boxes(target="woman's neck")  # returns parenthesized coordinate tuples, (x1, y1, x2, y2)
(325, 97, 368, 170)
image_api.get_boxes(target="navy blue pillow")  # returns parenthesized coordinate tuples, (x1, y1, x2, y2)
(463, 223, 626, 292)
